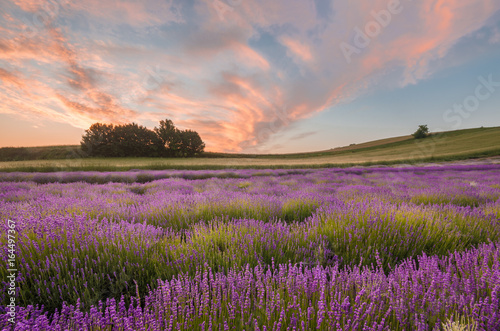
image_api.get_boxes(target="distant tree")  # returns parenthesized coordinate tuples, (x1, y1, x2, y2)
(178, 129, 205, 156)
(81, 119, 205, 157)
(154, 119, 181, 156)
(155, 120, 176, 147)
(154, 119, 205, 157)
(168, 132, 184, 156)
(81, 123, 115, 157)
(412, 125, 429, 139)
(112, 123, 163, 157)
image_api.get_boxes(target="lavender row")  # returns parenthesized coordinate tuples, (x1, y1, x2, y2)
(3, 242, 499, 330)
(1, 164, 499, 185)
(1, 167, 499, 231)
(2, 198, 498, 314)
(1, 165, 499, 328)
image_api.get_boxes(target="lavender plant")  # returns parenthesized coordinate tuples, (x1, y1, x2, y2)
(1, 165, 499, 329)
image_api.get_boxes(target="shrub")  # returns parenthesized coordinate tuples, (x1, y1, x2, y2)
(413, 124, 429, 139)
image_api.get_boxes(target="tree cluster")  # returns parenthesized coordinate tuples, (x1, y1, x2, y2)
(412, 125, 429, 139)
(81, 120, 205, 157)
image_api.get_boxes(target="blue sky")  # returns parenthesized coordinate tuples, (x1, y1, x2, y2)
(0, 0, 499, 153)
(270, 44, 500, 153)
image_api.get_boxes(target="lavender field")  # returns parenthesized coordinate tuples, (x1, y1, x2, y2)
(1, 165, 500, 330)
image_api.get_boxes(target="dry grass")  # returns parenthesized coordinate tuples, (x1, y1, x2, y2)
(0, 127, 498, 171)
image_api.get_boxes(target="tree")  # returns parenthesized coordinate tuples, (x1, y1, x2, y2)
(412, 125, 429, 139)
(112, 123, 163, 157)
(154, 119, 181, 156)
(154, 119, 176, 147)
(154, 119, 205, 157)
(178, 129, 205, 156)
(81, 123, 115, 157)
(81, 123, 162, 157)
(81, 119, 205, 157)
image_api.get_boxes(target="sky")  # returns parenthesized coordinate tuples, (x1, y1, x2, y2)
(0, 0, 500, 153)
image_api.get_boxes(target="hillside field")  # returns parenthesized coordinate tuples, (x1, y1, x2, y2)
(0, 127, 499, 172)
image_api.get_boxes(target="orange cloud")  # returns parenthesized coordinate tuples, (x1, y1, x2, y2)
(281, 37, 313, 62)
(11, 0, 48, 12)
(0, 19, 140, 128)
(234, 43, 270, 70)
(12, 0, 182, 26)
(0, 68, 26, 90)
(56, 94, 137, 124)
(1, 0, 499, 152)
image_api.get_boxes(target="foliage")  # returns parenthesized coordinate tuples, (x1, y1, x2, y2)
(413, 124, 430, 139)
(81, 119, 205, 157)
(178, 129, 205, 157)
(154, 119, 179, 156)
(0, 145, 83, 161)
(80, 123, 115, 157)
(111, 123, 162, 157)
(1, 126, 498, 166)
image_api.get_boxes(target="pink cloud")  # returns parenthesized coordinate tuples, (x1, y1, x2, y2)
(12, 0, 182, 26)
(1, 0, 499, 152)
(280, 37, 313, 63)
(0, 20, 140, 128)
(11, 0, 49, 12)
(0, 68, 26, 90)
(56, 94, 137, 124)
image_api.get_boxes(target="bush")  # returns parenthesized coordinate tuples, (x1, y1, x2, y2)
(412, 124, 429, 139)
(81, 119, 205, 158)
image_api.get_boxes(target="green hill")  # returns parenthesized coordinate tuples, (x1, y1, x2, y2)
(0, 126, 499, 171)
(0, 145, 84, 161)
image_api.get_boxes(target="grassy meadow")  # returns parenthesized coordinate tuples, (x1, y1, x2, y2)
(0, 127, 499, 172)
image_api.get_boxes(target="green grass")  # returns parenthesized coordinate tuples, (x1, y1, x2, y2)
(0, 145, 84, 161)
(310, 201, 500, 271)
(0, 126, 499, 171)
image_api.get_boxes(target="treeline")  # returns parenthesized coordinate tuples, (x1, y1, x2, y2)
(81, 119, 205, 157)
(0, 146, 83, 161)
